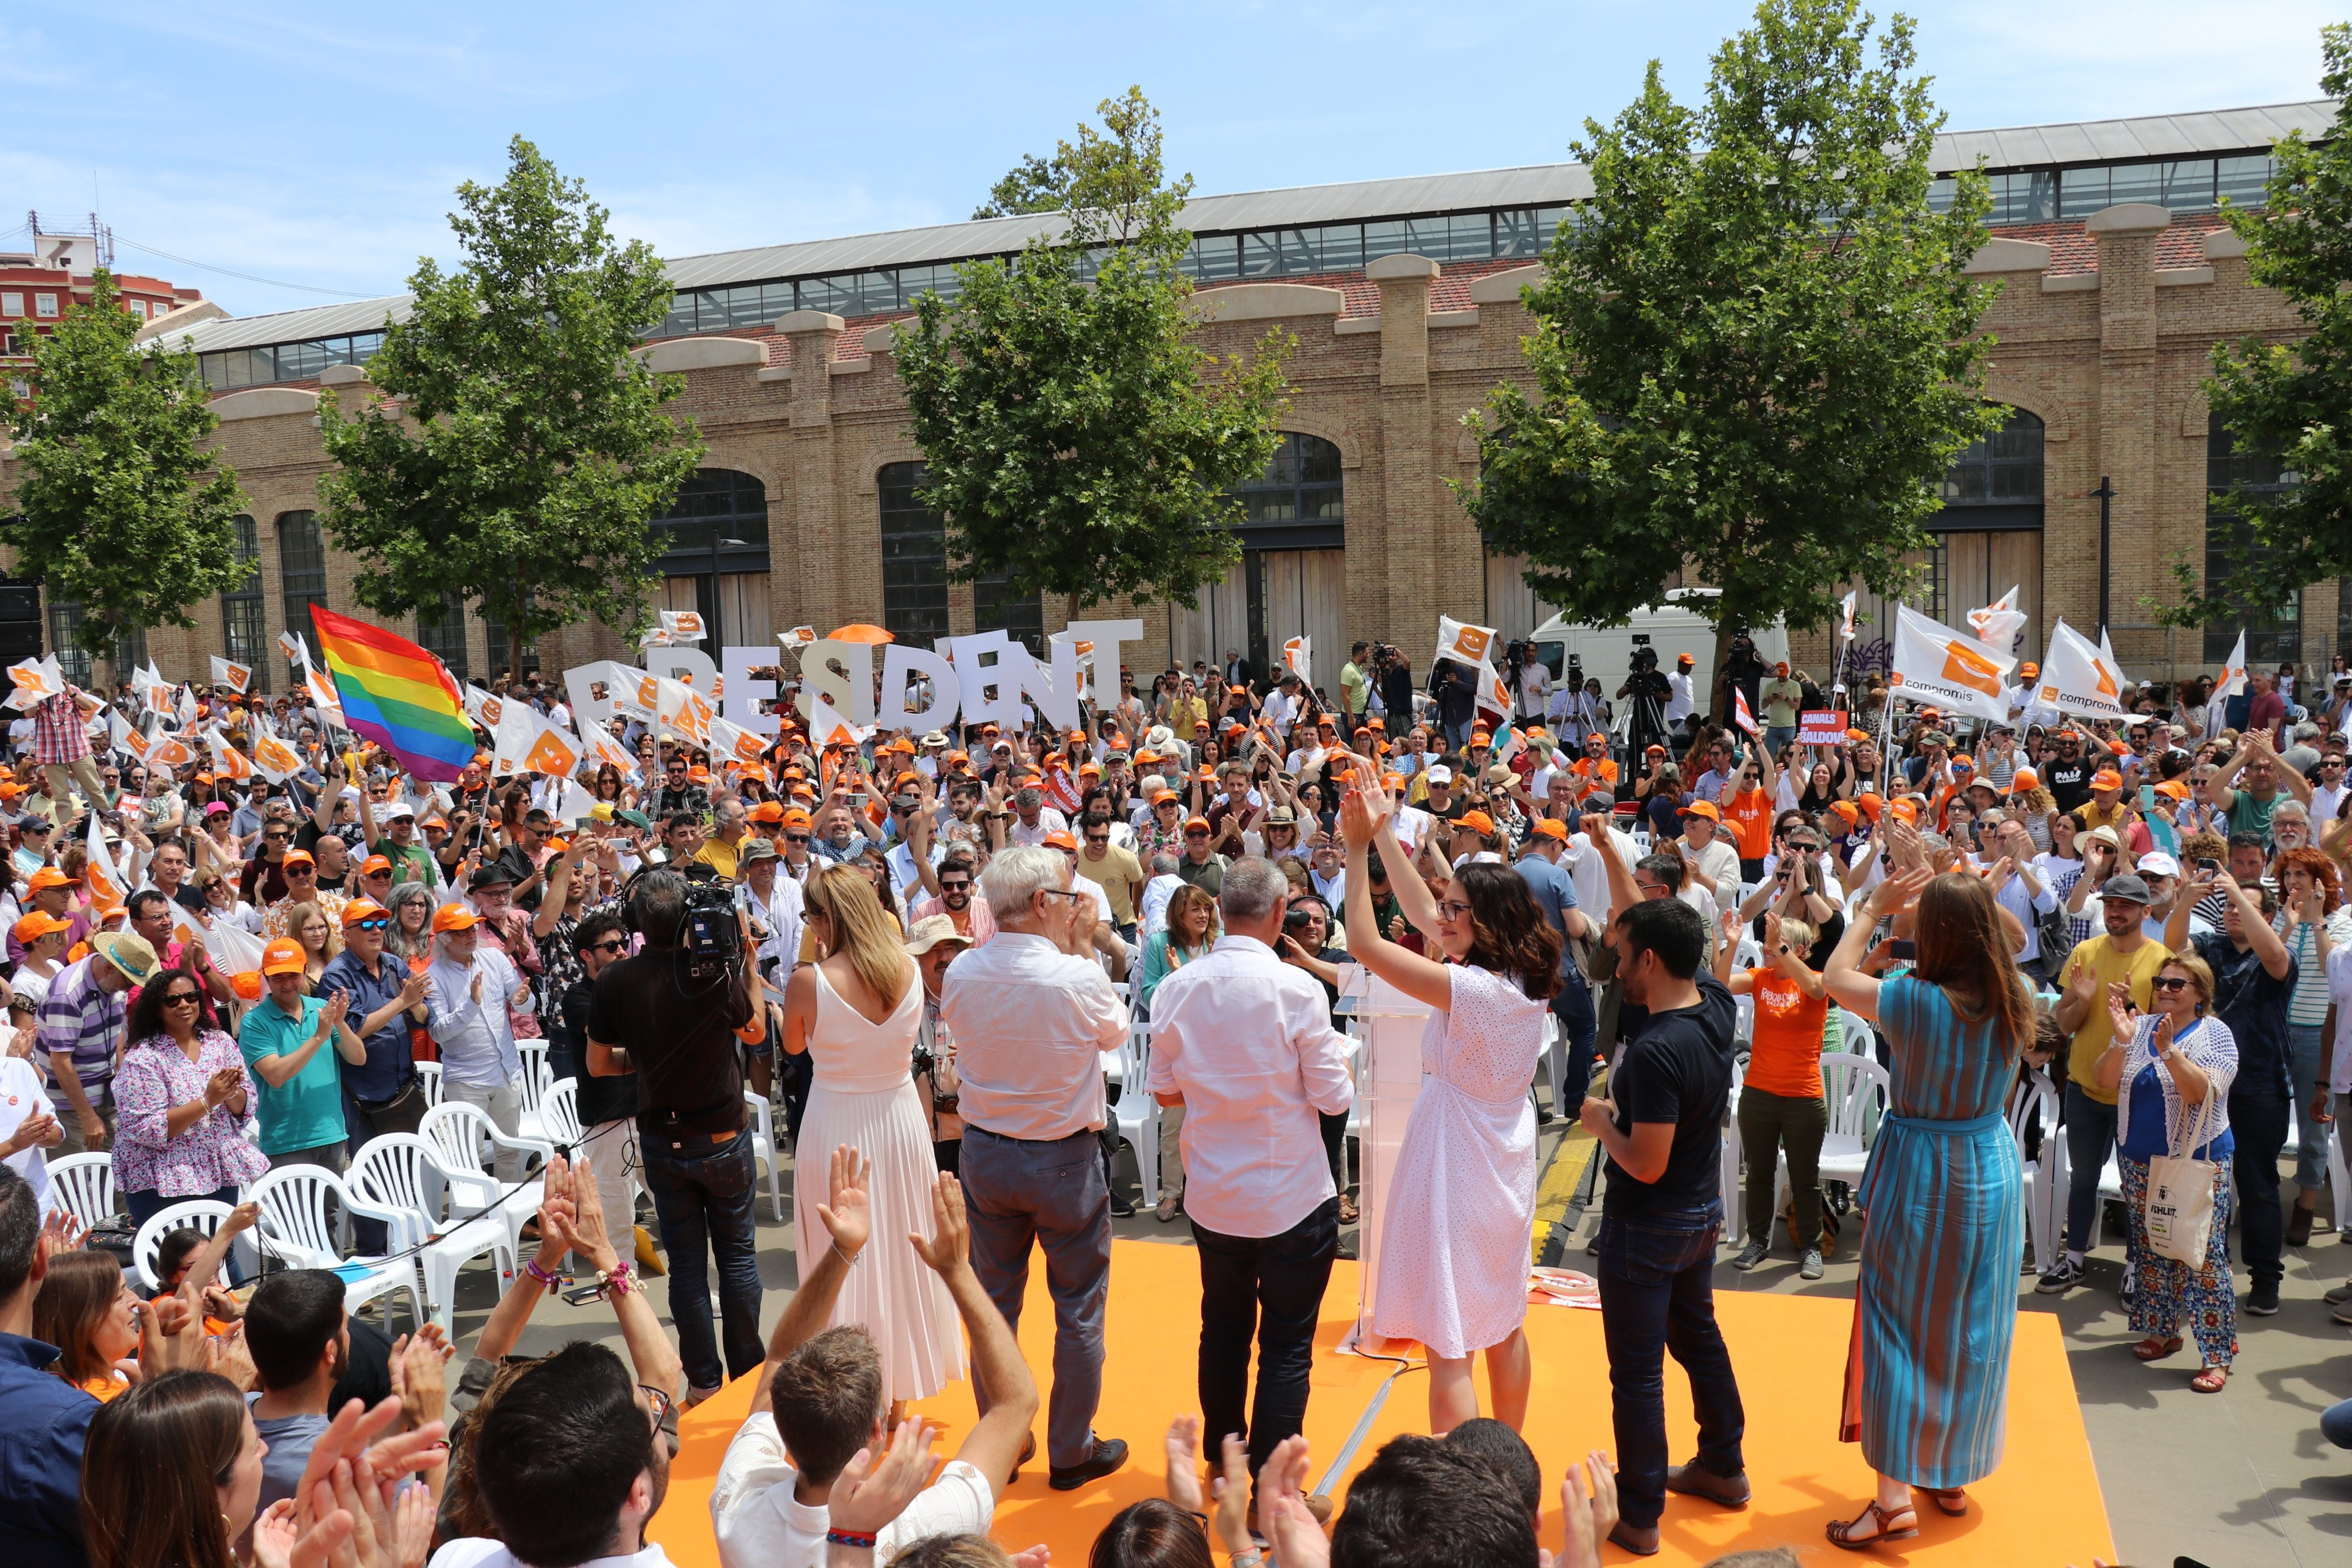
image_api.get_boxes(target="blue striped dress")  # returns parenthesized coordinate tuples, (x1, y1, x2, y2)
(1853, 975, 2025, 1489)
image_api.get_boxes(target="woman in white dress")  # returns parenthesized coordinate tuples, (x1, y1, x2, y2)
(1337, 769, 1564, 1434)
(780, 866, 964, 1414)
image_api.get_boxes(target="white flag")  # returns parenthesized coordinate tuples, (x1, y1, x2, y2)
(249, 730, 307, 784)
(210, 656, 252, 695)
(1282, 635, 1312, 687)
(5, 653, 65, 712)
(492, 700, 541, 777)
(84, 812, 130, 910)
(204, 729, 256, 782)
(1966, 587, 2028, 656)
(656, 676, 713, 745)
(2209, 629, 2249, 706)
(1733, 687, 1761, 737)
(2038, 620, 2129, 721)
(462, 685, 505, 731)
(1434, 615, 1499, 671)
(278, 630, 311, 669)
(554, 777, 598, 825)
(809, 694, 872, 750)
(578, 716, 640, 780)
(1838, 591, 1858, 642)
(1475, 661, 1514, 719)
(659, 609, 706, 642)
(305, 668, 344, 726)
(707, 714, 771, 772)
(1890, 603, 2016, 723)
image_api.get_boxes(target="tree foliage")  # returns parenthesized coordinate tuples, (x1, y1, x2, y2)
(972, 152, 1076, 219)
(1457, 0, 2002, 644)
(6, 268, 249, 664)
(2163, 24, 2352, 628)
(896, 88, 1294, 610)
(318, 136, 704, 671)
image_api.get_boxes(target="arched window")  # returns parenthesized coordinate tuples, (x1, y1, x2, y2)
(222, 514, 269, 691)
(278, 509, 328, 673)
(1228, 432, 1344, 547)
(649, 468, 771, 646)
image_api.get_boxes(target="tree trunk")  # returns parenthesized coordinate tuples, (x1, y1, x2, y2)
(509, 628, 525, 684)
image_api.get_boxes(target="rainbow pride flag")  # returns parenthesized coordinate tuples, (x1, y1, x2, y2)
(308, 606, 476, 781)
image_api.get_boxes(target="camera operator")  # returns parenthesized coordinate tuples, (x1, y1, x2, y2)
(586, 867, 763, 1404)
(1377, 644, 1417, 733)
(1618, 642, 1673, 760)
(1717, 630, 1770, 729)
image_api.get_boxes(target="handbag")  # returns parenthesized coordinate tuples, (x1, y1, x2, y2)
(2144, 1064, 2222, 1265)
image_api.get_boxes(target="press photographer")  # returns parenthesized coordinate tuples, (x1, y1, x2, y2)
(586, 867, 763, 1404)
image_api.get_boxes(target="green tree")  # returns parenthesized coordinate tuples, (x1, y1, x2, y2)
(2161, 24, 2352, 630)
(1459, 0, 2001, 686)
(897, 88, 1294, 610)
(6, 268, 249, 675)
(972, 151, 1076, 219)
(318, 135, 704, 672)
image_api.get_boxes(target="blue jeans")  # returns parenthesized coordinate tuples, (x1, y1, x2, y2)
(2288, 1024, 2331, 1193)
(1596, 1203, 1745, 1532)
(1763, 726, 1797, 760)
(1191, 1196, 1340, 1487)
(640, 1130, 764, 1392)
(2323, 1396, 2352, 1450)
(2062, 1083, 2120, 1257)
(1550, 977, 1599, 1112)
(960, 1125, 1111, 1469)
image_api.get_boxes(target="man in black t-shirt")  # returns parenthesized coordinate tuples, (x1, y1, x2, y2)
(586, 869, 760, 1400)
(2044, 730, 2092, 813)
(1578, 897, 1747, 1555)
(562, 909, 641, 1268)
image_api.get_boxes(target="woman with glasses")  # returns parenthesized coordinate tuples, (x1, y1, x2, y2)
(281, 903, 340, 993)
(780, 866, 962, 1415)
(194, 869, 260, 937)
(1715, 912, 1833, 1277)
(2269, 846, 2347, 1246)
(110, 964, 265, 1228)
(1336, 772, 1562, 1434)
(853, 844, 905, 935)
(2097, 951, 2238, 1391)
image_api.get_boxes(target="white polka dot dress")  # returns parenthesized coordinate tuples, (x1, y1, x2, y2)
(1371, 964, 1550, 1360)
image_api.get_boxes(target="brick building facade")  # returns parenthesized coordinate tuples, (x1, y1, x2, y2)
(0, 100, 2333, 699)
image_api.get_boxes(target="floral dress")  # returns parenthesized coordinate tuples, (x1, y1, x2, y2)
(111, 1031, 268, 1199)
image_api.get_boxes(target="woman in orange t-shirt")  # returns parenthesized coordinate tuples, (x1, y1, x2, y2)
(1715, 910, 1832, 1276)
(1721, 744, 1780, 880)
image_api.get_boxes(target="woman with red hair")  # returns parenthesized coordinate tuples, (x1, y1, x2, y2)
(2270, 845, 2346, 1244)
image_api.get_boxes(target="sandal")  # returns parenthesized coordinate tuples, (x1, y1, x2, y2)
(2132, 1335, 2183, 1361)
(2192, 1364, 2230, 1393)
(1925, 1488, 1968, 1516)
(1827, 1500, 1919, 1549)
(1337, 1194, 1360, 1224)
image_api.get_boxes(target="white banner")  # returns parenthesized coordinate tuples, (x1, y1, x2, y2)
(2209, 629, 2249, 707)
(578, 715, 639, 780)
(1434, 615, 1498, 671)
(1966, 586, 2029, 657)
(278, 630, 310, 669)
(210, 656, 252, 694)
(659, 609, 707, 642)
(1890, 603, 2015, 723)
(249, 731, 306, 783)
(6, 653, 64, 712)
(1282, 634, 1312, 687)
(2039, 618, 2130, 721)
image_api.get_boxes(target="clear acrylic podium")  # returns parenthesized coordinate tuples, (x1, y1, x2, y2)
(1339, 967, 1433, 1352)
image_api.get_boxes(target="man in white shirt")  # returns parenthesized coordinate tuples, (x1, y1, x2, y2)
(1665, 653, 1697, 735)
(1674, 801, 1742, 904)
(1004, 785, 1070, 847)
(1147, 857, 1352, 1510)
(424, 902, 535, 1180)
(938, 845, 1133, 1489)
(1138, 854, 1184, 937)
(711, 1154, 1039, 1568)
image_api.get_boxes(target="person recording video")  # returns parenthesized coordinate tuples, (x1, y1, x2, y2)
(586, 867, 762, 1404)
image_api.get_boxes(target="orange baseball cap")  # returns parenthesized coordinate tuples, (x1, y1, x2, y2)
(1890, 799, 1919, 824)
(2154, 779, 2191, 801)
(1529, 817, 1568, 841)
(11, 912, 71, 944)
(1856, 793, 1885, 822)
(260, 937, 307, 977)
(749, 802, 786, 824)
(2091, 769, 2124, 791)
(1066, 730, 1086, 744)
(1457, 810, 1496, 837)
(1184, 815, 1212, 833)
(1152, 789, 1179, 805)
(2009, 767, 2040, 792)
(28, 868, 75, 892)
(431, 904, 481, 933)
(1680, 800, 1721, 822)
(1041, 830, 1078, 851)
(280, 848, 315, 868)
(359, 854, 393, 876)
(1829, 800, 1860, 826)
(780, 807, 814, 830)
(339, 899, 388, 926)
(2020, 662, 2040, 677)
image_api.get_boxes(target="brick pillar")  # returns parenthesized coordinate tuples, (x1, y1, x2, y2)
(779, 311, 844, 633)
(1368, 254, 1437, 642)
(2087, 203, 2169, 657)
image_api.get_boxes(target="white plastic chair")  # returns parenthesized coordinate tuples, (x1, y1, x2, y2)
(745, 1090, 784, 1221)
(2007, 1067, 2063, 1271)
(541, 1078, 584, 1146)
(419, 1101, 552, 1260)
(415, 1062, 443, 1108)
(516, 1042, 553, 1140)
(131, 1198, 255, 1290)
(246, 1165, 428, 1329)
(1720, 1055, 1747, 1238)
(2330, 1106, 2352, 1238)
(1835, 1009, 1874, 1059)
(346, 1133, 519, 1330)
(46, 1152, 117, 1230)
(1107, 1021, 1161, 1208)
(1816, 1055, 1890, 1190)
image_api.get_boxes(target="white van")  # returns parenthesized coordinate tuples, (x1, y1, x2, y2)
(1526, 588, 1790, 690)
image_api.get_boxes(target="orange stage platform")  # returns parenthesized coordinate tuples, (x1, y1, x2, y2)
(651, 1240, 2114, 1566)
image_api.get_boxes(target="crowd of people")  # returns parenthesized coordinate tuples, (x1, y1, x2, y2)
(0, 625, 2347, 1567)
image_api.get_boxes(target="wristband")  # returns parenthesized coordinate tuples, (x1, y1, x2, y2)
(604, 1260, 636, 1298)
(825, 1531, 878, 1549)
(524, 1258, 563, 1294)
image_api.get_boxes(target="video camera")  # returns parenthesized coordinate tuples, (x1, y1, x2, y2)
(674, 872, 742, 982)
(1628, 633, 1658, 675)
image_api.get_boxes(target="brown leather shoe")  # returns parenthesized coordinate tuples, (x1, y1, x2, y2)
(2289, 1203, 2316, 1247)
(1609, 1520, 1662, 1556)
(1666, 1459, 1753, 1508)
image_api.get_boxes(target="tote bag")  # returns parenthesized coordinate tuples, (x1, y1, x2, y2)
(2144, 1076, 2221, 1265)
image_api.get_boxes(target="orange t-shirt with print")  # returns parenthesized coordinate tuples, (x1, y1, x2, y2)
(1743, 968, 1828, 1098)
(1722, 787, 1774, 860)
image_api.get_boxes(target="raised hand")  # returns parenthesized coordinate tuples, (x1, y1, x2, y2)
(1256, 1434, 1330, 1568)
(2105, 982, 2137, 1045)
(1163, 1415, 1206, 1513)
(907, 1171, 970, 1276)
(813, 1144, 872, 1262)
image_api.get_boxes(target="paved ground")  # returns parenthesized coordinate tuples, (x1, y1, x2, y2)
(417, 1113, 2351, 1567)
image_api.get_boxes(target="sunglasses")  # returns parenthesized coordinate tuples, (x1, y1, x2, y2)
(783, 833, 811, 844)
(2152, 975, 2194, 993)
(588, 939, 626, 955)
(286, 865, 315, 876)
(161, 990, 202, 1008)
(351, 917, 390, 932)
(938, 878, 972, 891)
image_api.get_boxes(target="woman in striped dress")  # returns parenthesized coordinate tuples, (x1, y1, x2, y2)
(1822, 867, 2032, 1547)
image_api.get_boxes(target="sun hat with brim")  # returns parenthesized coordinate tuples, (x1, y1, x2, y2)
(92, 930, 163, 984)
(904, 915, 976, 957)
(259, 936, 307, 977)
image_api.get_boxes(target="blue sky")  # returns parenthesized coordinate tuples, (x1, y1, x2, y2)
(1, 1, 2338, 318)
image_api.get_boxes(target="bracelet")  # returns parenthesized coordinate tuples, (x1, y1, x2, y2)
(604, 1260, 636, 1298)
(831, 1240, 863, 1269)
(524, 1259, 563, 1294)
(1230, 1553, 1264, 1568)
(825, 1530, 878, 1548)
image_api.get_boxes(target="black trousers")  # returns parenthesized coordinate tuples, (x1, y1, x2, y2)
(1190, 1197, 1340, 1485)
(2230, 1091, 2289, 1291)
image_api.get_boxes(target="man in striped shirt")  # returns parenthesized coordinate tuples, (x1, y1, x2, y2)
(26, 685, 117, 820)
(36, 931, 158, 1155)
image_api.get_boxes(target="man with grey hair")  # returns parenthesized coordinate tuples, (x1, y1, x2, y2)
(1147, 856, 1353, 1516)
(938, 845, 1133, 1490)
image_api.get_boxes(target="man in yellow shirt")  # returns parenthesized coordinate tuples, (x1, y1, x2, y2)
(2038, 872, 2168, 1295)
(2077, 768, 2133, 835)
